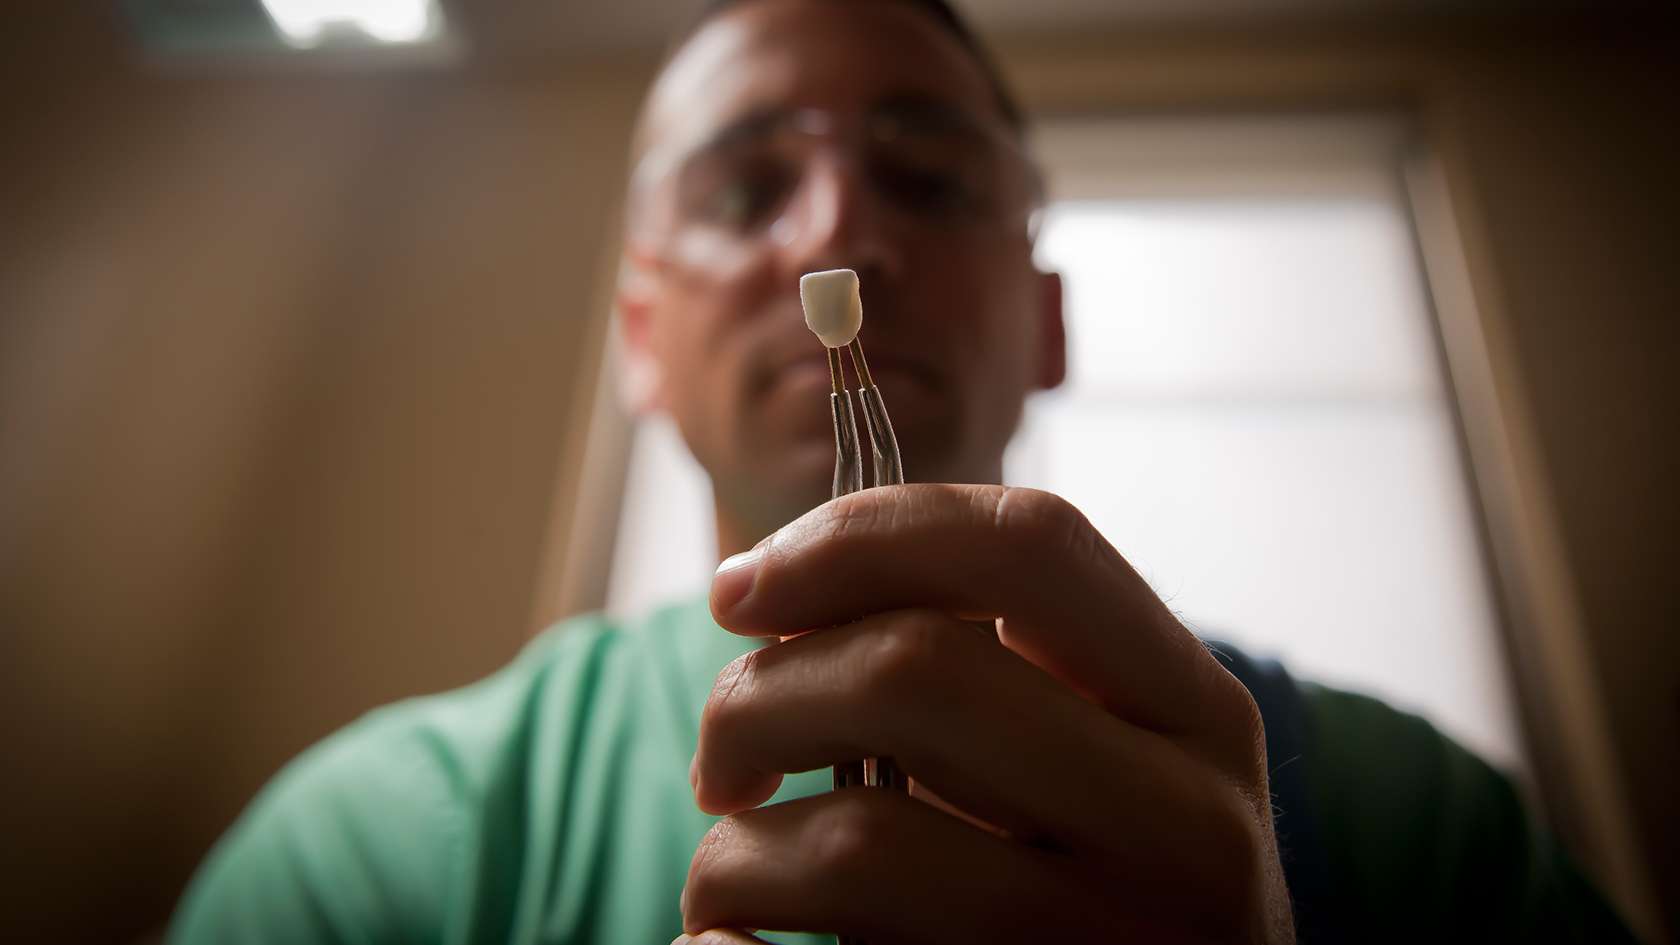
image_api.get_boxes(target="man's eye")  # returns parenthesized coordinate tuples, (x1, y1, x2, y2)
(869, 157, 980, 219)
(700, 162, 791, 230)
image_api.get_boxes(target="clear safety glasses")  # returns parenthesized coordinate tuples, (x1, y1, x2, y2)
(627, 102, 1043, 270)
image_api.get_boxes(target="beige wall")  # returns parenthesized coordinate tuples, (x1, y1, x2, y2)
(0, 19, 647, 940)
(1, 10, 1673, 944)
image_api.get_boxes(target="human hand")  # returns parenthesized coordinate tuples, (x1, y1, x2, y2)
(680, 484, 1295, 944)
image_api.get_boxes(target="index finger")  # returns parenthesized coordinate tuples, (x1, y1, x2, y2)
(710, 484, 1238, 734)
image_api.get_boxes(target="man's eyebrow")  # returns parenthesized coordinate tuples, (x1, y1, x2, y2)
(870, 92, 991, 130)
(673, 94, 1001, 165)
(691, 105, 795, 155)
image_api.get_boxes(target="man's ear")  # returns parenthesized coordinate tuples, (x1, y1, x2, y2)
(614, 253, 666, 413)
(1034, 269, 1067, 391)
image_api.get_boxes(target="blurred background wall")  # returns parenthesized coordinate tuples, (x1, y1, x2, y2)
(1, 9, 644, 941)
(0, 3, 1674, 943)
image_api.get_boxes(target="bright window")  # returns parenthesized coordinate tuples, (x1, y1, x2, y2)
(1010, 116, 1523, 773)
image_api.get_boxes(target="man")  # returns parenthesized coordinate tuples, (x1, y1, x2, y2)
(171, 1, 1637, 942)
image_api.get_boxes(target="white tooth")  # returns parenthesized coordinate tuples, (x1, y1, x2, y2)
(799, 269, 863, 348)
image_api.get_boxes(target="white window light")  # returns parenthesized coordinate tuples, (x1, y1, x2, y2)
(260, 0, 441, 48)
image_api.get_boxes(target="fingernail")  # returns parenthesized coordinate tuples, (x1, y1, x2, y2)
(670, 936, 690, 945)
(688, 751, 699, 791)
(711, 545, 763, 615)
(679, 882, 688, 917)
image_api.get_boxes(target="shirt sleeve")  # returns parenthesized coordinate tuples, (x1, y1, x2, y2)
(1299, 683, 1639, 943)
(167, 710, 463, 945)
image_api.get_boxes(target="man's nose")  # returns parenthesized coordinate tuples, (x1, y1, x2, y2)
(772, 153, 902, 284)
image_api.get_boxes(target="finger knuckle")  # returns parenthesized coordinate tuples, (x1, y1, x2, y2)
(1237, 690, 1269, 776)
(858, 612, 958, 701)
(1191, 789, 1266, 920)
(699, 651, 761, 745)
(1204, 669, 1270, 772)
(1212, 791, 1264, 871)
(990, 487, 1099, 561)
(818, 487, 896, 544)
(686, 816, 741, 908)
(806, 791, 893, 878)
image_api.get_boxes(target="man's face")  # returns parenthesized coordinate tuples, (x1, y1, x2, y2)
(620, 0, 1064, 530)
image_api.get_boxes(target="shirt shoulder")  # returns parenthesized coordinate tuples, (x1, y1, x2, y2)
(1209, 641, 1632, 942)
(1296, 680, 1636, 942)
(169, 606, 719, 945)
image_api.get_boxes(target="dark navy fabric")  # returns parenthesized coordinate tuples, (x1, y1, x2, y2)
(1211, 642, 1343, 944)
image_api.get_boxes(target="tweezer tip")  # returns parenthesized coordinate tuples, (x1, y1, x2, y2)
(845, 337, 875, 389)
(826, 346, 847, 396)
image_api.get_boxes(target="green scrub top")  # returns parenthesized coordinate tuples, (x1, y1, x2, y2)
(169, 597, 1636, 944)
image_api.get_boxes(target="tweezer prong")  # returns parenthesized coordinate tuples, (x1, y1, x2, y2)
(845, 338, 904, 488)
(841, 337, 909, 804)
(827, 345, 865, 794)
(827, 346, 848, 396)
(827, 347, 864, 514)
(845, 337, 874, 388)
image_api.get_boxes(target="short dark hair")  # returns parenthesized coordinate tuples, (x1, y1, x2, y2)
(679, 0, 1025, 132)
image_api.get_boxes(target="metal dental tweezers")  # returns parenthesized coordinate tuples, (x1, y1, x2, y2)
(826, 338, 906, 798)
